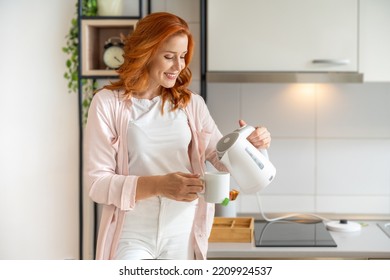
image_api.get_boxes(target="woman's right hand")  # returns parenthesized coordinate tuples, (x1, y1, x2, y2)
(136, 172, 204, 202)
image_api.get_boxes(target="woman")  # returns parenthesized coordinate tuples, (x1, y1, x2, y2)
(84, 12, 271, 260)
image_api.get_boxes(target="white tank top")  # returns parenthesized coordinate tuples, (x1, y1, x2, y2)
(127, 96, 192, 175)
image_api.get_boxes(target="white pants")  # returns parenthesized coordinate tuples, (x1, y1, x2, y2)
(114, 196, 197, 260)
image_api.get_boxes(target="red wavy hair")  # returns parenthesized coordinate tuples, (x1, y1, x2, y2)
(104, 12, 194, 110)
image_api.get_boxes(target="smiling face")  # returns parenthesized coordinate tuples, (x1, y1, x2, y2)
(147, 33, 188, 92)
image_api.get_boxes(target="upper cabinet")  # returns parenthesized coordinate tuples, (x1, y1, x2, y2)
(359, 0, 390, 82)
(207, 0, 358, 73)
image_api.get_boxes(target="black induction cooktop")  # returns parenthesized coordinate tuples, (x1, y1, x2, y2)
(254, 220, 337, 247)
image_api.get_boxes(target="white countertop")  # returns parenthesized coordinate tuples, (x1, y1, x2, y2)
(207, 221, 390, 259)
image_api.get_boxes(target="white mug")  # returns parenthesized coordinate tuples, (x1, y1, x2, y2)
(200, 171, 230, 204)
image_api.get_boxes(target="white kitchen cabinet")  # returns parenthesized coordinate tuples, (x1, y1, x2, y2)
(207, 0, 358, 72)
(359, 0, 390, 82)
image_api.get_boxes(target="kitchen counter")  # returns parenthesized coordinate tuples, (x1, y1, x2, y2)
(207, 221, 390, 259)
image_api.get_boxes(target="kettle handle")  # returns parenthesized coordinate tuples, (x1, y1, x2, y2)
(234, 125, 255, 139)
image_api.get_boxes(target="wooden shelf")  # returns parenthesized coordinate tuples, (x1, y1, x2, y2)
(81, 19, 138, 77)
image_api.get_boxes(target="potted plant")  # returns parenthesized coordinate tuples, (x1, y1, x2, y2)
(63, 0, 98, 125)
(97, 0, 124, 16)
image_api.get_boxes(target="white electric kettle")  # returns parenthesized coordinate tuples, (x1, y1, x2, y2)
(216, 125, 276, 194)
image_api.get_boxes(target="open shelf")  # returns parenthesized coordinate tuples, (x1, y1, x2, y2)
(81, 19, 138, 77)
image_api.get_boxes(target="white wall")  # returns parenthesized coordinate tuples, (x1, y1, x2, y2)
(0, 0, 79, 259)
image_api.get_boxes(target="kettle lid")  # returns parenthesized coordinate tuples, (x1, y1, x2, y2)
(216, 132, 239, 158)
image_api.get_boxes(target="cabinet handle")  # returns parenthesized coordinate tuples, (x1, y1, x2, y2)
(312, 59, 350, 65)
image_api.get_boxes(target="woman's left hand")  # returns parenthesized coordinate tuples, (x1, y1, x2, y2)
(239, 119, 271, 149)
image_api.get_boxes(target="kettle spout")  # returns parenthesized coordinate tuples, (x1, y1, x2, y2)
(219, 152, 233, 171)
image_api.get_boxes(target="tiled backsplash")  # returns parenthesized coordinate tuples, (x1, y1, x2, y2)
(207, 83, 390, 215)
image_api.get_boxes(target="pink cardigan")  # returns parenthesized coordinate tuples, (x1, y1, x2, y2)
(84, 89, 227, 260)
